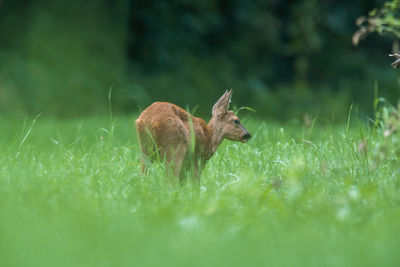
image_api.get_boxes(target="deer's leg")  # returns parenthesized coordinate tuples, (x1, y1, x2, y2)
(192, 160, 204, 184)
(173, 143, 187, 177)
(164, 143, 187, 178)
(138, 142, 154, 174)
(140, 154, 149, 174)
(136, 122, 154, 175)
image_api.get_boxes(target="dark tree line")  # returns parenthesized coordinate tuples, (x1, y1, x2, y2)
(0, 0, 397, 119)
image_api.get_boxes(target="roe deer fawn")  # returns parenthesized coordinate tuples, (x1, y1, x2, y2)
(135, 89, 251, 180)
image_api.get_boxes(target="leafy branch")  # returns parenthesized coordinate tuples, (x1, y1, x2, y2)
(353, 0, 400, 68)
(353, 0, 400, 45)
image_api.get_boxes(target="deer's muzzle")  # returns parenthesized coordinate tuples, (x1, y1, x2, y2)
(241, 132, 251, 142)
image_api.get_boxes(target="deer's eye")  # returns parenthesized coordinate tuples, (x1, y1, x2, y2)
(234, 119, 240, 125)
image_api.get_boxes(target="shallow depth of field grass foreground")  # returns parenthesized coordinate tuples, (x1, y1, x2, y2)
(1, 114, 400, 266)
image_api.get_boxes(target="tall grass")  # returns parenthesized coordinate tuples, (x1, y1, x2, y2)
(0, 114, 399, 266)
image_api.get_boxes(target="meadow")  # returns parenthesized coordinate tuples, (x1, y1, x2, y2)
(1, 112, 400, 267)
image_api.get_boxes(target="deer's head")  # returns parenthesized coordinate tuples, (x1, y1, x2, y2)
(212, 89, 251, 143)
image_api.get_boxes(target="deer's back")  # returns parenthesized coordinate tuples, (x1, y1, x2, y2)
(136, 102, 212, 159)
(136, 102, 193, 145)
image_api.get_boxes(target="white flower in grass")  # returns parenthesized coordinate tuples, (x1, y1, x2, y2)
(348, 185, 360, 200)
(129, 207, 137, 213)
(179, 216, 199, 231)
(336, 206, 350, 221)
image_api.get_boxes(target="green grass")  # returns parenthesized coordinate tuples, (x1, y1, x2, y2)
(1, 114, 400, 267)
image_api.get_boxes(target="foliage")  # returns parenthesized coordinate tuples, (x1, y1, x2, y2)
(353, 0, 400, 45)
(353, 0, 400, 68)
(0, 0, 399, 119)
(1, 115, 400, 266)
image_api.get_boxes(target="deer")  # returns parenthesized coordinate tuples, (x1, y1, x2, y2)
(135, 89, 251, 181)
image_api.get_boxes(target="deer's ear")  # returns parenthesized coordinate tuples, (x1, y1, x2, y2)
(212, 89, 232, 116)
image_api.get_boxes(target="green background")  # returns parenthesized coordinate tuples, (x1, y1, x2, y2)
(0, 0, 398, 119)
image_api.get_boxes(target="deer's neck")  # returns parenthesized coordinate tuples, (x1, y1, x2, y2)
(207, 117, 223, 157)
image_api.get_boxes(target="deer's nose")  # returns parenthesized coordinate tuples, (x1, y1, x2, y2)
(243, 132, 251, 141)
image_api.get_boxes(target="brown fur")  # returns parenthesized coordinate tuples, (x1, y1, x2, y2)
(135, 90, 251, 180)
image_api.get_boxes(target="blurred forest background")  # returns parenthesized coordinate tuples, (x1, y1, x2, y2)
(0, 0, 399, 120)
